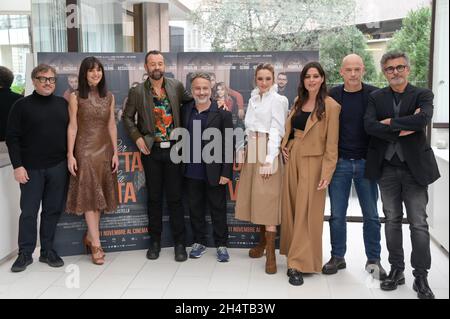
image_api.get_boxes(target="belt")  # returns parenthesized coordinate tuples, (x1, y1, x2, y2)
(153, 141, 173, 149)
(248, 131, 268, 139)
(339, 156, 365, 161)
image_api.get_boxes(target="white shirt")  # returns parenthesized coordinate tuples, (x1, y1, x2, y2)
(245, 86, 289, 164)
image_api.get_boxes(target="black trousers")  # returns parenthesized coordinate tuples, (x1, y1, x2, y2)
(378, 163, 431, 277)
(141, 147, 185, 245)
(18, 160, 68, 255)
(185, 177, 228, 247)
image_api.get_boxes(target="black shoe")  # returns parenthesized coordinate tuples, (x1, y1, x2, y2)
(322, 256, 346, 275)
(287, 268, 304, 286)
(365, 259, 387, 280)
(174, 244, 187, 262)
(380, 268, 405, 291)
(11, 253, 33, 272)
(413, 276, 435, 299)
(146, 241, 161, 260)
(39, 250, 64, 268)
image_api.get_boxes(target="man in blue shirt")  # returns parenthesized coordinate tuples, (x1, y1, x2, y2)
(181, 72, 234, 262)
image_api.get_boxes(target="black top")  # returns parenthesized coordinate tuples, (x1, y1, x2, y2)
(292, 110, 311, 131)
(0, 88, 23, 141)
(329, 83, 379, 160)
(185, 105, 210, 180)
(385, 88, 406, 167)
(6, 91, 69, 169)
(338, 89, 369, 159)
(392, 89, 404, 105)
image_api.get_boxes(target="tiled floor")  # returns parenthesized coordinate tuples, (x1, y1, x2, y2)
(0, 223, 448, 299)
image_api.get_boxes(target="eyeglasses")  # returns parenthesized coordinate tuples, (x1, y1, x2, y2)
(257, 77, 273, 81)
(384, 65, 408, 74)
(35, 76, 57, 84)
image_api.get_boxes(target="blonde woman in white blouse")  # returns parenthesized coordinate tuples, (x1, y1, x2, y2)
(235, 63, 289, 274)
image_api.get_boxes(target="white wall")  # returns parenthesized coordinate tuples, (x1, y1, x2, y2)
(0, 155, 20, 261)
(432, 0, 449, 125)
(429, 149, 449, 251)
(354, 0, 431, 24)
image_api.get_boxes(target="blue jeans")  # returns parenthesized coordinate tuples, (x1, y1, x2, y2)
(328, 159, 381, 260)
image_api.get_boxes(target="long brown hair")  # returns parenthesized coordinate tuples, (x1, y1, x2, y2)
(292, 62, 328, 121)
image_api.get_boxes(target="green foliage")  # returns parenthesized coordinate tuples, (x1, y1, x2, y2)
(374, 71, 388, 88)
(191, 1, 432, 90)
(319, 26, 377, 86)
(10, 83, 25, 95)
(387, 7, 432, 87)
(192, 0, 355, 52)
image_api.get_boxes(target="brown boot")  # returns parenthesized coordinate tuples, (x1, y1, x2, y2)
(249, 225, 266, 258)
(265, 231, 277, 274)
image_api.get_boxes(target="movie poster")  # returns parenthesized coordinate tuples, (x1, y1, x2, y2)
(37, 52, 176, 256)
(176, 51, 318, 248)
(37, 51, 317, 256)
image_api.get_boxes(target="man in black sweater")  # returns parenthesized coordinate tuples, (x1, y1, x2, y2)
(6, 64, 69, 272)
(322, 54, 386, 280)
(0, 66, 23, 142)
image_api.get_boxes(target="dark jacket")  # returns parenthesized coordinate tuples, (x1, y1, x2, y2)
(0, 88, 23, 141)
(122, 77, 192, 149)
(180, 100, 234, 186)
(364, 83, 440, 186)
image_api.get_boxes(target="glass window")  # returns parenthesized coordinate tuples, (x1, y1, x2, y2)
(32, 0, 67, 52)
(0, 14, 31, 95)
(9, 15, 28, 29)
(0, 16, 9, 30)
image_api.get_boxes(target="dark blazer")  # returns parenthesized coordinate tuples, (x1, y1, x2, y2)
(0, 88, 23, 141)
(181, 100, 234, 186)
(122, 77, 192, 149)
(328, 83, 379, 109)
(364, 83, 440, 186)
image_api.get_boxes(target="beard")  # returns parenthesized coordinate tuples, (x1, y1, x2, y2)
(149, 70, 164, 81)
(194, 96, 210, 105)
(389, 77, 406, 86)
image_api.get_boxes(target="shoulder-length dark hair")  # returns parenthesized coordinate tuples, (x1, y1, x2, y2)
(78, 56, 107, 99)
(293, 61, 328, 121)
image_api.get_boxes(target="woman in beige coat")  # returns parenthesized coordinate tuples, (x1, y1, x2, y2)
(280, 62, 340, 286)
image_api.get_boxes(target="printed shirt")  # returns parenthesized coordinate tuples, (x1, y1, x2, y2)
(151, 86, 174, 142)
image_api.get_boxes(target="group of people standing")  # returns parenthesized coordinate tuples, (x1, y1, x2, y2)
(2, 49, 439, 299)
(235, 52, 439, 299)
